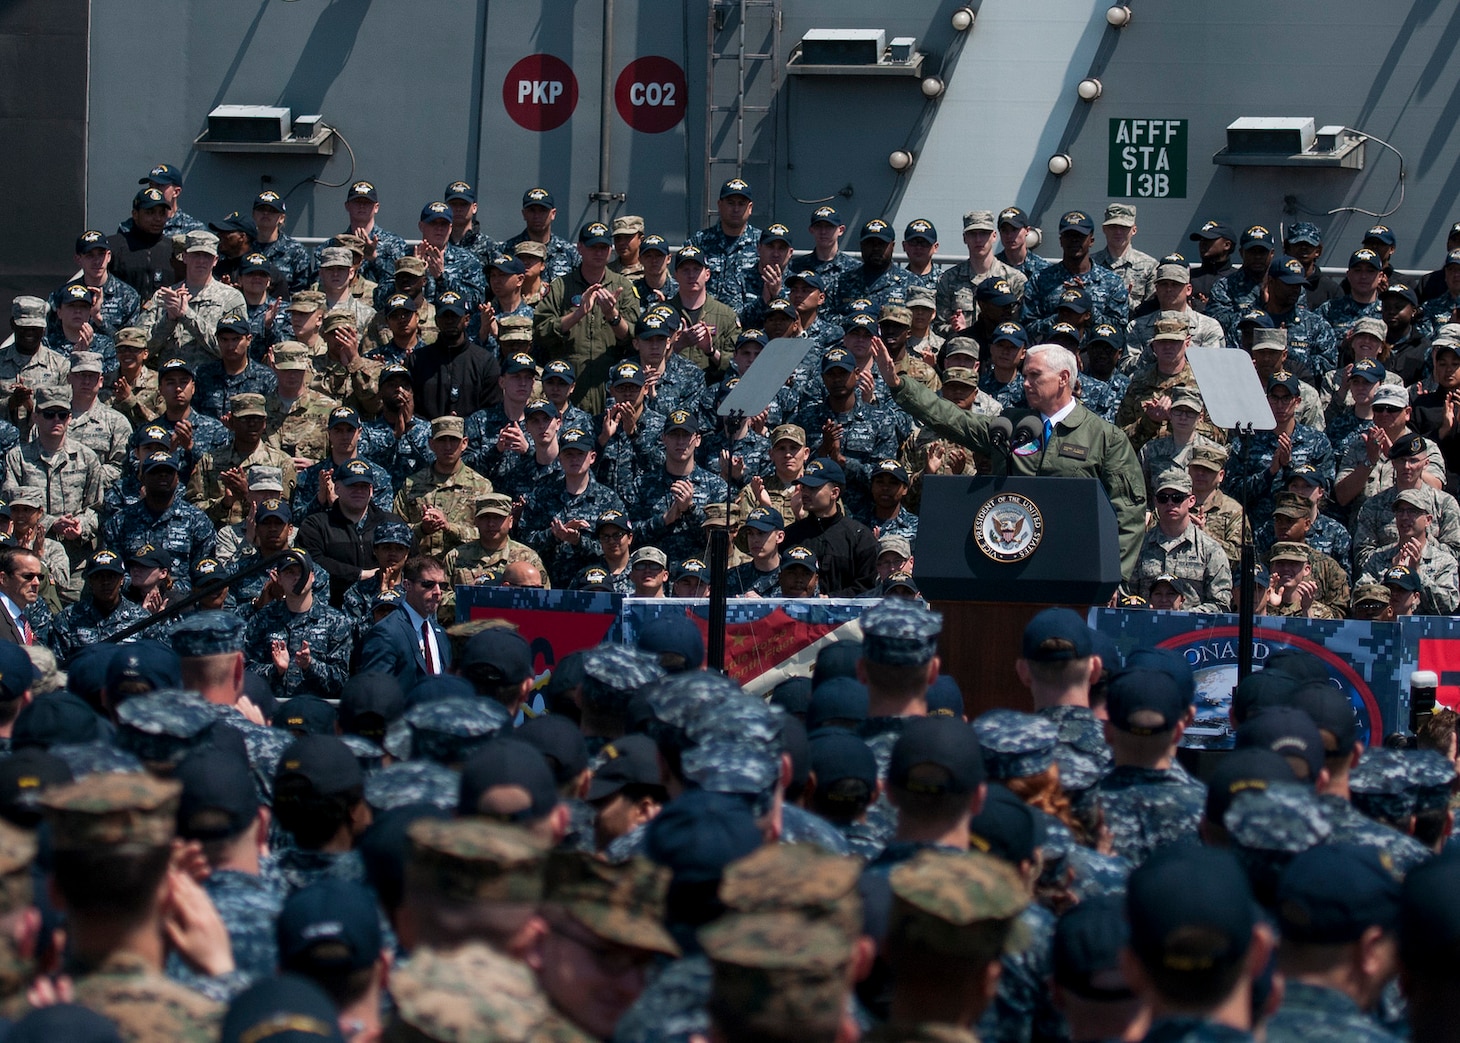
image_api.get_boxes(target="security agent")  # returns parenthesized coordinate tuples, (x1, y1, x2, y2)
(873, 336, 1146, 579)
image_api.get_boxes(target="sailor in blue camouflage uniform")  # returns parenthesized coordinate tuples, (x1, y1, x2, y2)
(339, 520, 412, 641)
(857, 598, 945, 782)
(593, 360, 663, 500)
(242, 549, 353, 698)
(828, 219, 916, 323)
(1206, 224, 1279, 334)
(501, 187, 581, 282)
(1074, 356, 1124, 423)
(381, 695, 510, 769)
(250, 190, 313, 293)
(325, 181, 409, 285)
(415, 200, 488, 311)
(1421, 250, 1460, 328)
(688, 178, 762, 305)
(1238, 257, 1340, 373)
(1021, 211, 1130, 330)
(979, 322, 1030, 409)
(1223, 781, 1332, 907)
(359, 363, 434, 492)
(787, 205, 861, 306)
(102, 451, 217, 593)
(793, 345, 900, 519)
(193, 312, 278, 418)
(540, 359, 595, 434)
(1346, 748, 1436, 856)
(580, 643, 665, 757)
(270, 735, 373, 896)
(115, 690, 219, 775)
(636, 312, 706, 418)
(442, 181, 499, 264)
(1264, 844, 1407, 1043)
(731, 224, 796, 326)
(51, 230, 142, 337)
(519, 427, 627, 587)
(47, 281, 118, 372)
(629, 410, 729, 567)
(1224, 371, 1336, 524)
(1096, 668, 1205, 866)
(994, 206, 1052, 279)
(1314, 248, 1385, 335)
(49, 549, 151, 663)
(234, 253, 287, 350)
(149, 356, 233, 467)
(698, 379, 771, 489)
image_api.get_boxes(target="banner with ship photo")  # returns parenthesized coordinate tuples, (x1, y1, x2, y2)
(1087, 609, 1408, 750)
(457, 586, 623, 680)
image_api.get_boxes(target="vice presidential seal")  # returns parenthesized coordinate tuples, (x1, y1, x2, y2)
(974, 493, 1043, 562)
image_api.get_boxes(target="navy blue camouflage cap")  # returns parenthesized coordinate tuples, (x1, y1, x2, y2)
(581, 643, 664, 718)
(1105, 668, 1185, 735)
(104, 638, 181, 696)
(966, 784, 1037, 864)
(279, 878, 383, 977)
(759, 223, 793, 245)
(1349, 748, 1420, 825)
(175, 743, 257, 841)
(1223, 783, 1331, 905)
(719, 177, 752, 200)
(859, 218, 895, 243)
(1127, 845, 1255, 979)
(798, 458, 847, 488)
(116, 691, 219, 769)
(891, 715, 986, 794)
(393, 696, 510, 764)
(1409, 748, 1455, 814)
(1284, 221, 1322, 246)
(1020, 608, 1093, 662)
(859, 597, 941, 665)
(974, 709, 1058, 780)
(1240, 224, 1277, 251)
(610, 359, 646, 387)
(220, 974, 346, 1043)
(1058, 211, 1095, 236)
(1053, 895, 1133, 1000)
(1235, 706, 1324, 779)
(1363, 224, 1397, 247)
(171, 609, 246, 657)
(543, 359, 575, 384)
(991, 321, 1028, 347)
(273, 695, 339, 736)
(743, 506, 784, 532)
(785, 269, 826, 292)
(1275, 843, 1402, 944)
(903, 218, 938, 242)
(371, 521, 413, 548)
(458, 738, 560, 821)
(807, 677, 869, 731)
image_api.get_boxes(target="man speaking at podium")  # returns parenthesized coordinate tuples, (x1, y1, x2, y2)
(873, 338, 1145, 578)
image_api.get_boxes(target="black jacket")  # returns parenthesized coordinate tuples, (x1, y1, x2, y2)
(784, 509, 879, 596)
(296, 501, 406, 606)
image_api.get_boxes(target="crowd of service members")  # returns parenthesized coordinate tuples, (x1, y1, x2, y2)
(0, 163, 1455, 1040)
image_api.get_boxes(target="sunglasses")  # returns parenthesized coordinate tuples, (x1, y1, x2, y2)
(412, 579, 446, 590)
(1154, 492, 1189, 504)
(39, 409, 70, 420)
(1373, 404, 1405, 414)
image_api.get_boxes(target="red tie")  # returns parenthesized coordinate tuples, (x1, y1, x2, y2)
(21, 619, 33, 646)
(422, 621, 436, 674)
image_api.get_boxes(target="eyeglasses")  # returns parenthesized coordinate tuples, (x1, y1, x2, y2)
(7, 571, 41, 582)
(1154, 492, 1189, 504)
(599, 530, 629, 541)
(412, 579, 446, 590)
(1373, 404, 1405, 414)
(39, 409, 70, 420)
(630, 562, 661, 571)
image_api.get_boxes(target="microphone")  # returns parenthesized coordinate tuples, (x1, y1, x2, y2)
(989, 416, 1015, 477)
(1013, 415, 1044, 449)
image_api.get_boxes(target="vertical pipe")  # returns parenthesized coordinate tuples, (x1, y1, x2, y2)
(598, 0, 615, 222)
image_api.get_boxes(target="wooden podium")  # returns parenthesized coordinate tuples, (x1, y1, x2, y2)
(913, 475, 1123, 718)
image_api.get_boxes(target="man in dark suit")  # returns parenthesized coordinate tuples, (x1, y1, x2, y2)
(360, 553, 451, 692)
(0, 546, 44, 645)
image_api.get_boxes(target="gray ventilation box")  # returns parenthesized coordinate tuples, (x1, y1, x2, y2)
(207, 105, 292, 143)
(800, 28, 886, 66)
(1224, 117, 1316, 156)
(889, 36, 917, 62)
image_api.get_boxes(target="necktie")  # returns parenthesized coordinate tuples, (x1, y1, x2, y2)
(21, 618, 33, 646)
(422, 621, 437, 674)
(1043, 418, 1054, 446)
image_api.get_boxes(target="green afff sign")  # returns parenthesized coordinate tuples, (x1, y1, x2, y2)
(1108, 119, 1187, 199)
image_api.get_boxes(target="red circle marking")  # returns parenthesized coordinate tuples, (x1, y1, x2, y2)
(503, 54, 579, 132)
(614, 56, 688, 134)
